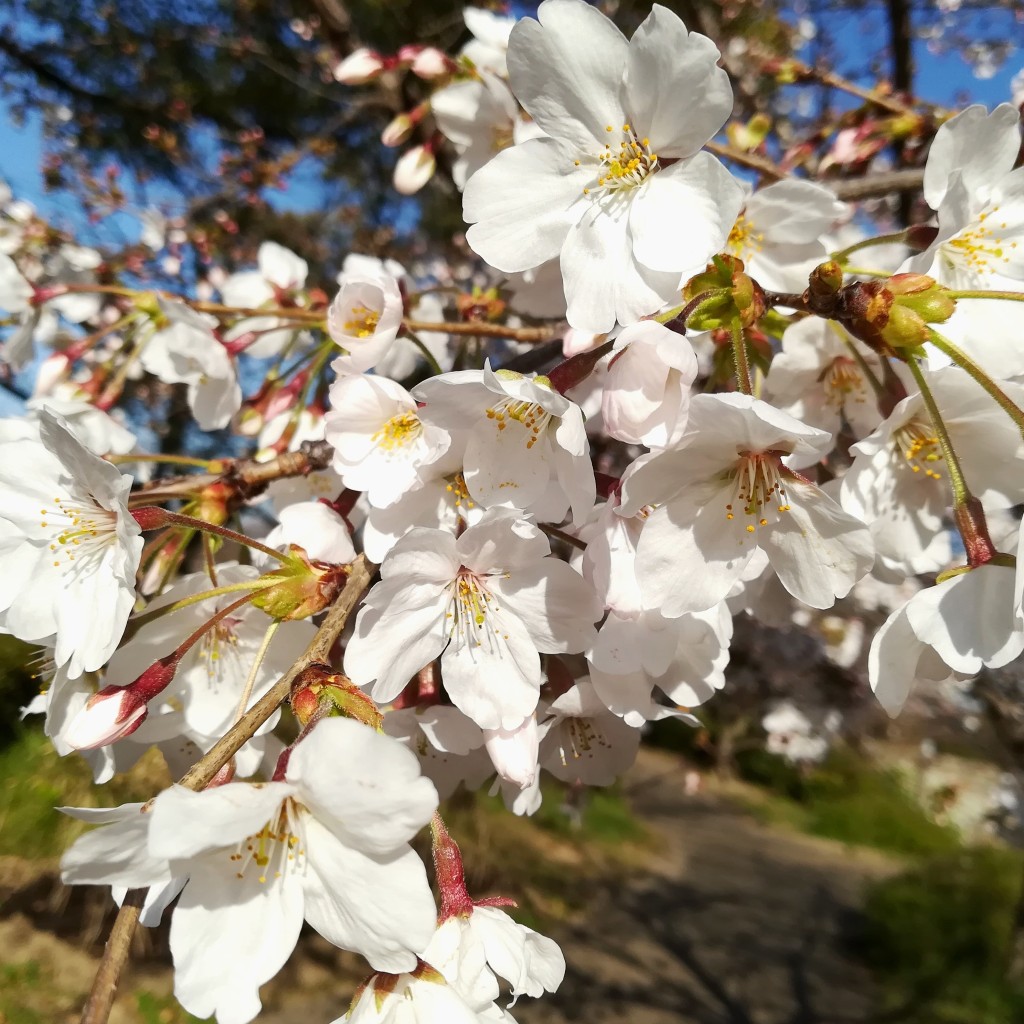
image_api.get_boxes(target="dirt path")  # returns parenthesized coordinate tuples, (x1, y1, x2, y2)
(515, 749, 897, 1024)
(0, 749, 899, 1024)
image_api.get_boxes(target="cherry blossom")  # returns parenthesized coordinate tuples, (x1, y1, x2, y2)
(463, 0, 743, 332)
(0, 410, 142, 675)
(621, 393, 875, 615)
(345, 511, 602, 730)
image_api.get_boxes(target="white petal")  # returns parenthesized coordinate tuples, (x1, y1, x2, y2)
(287, 718, 438, 854)
(301, 817, 436, 972)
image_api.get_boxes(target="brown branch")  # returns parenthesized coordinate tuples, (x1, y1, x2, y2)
(128, 439, 336, 506)
(705, 140, 788, 182)
(79, 555, 374, 1024)
(828, 168, 924, 201)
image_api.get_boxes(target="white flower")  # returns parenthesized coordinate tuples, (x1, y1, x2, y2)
(726, 180, 845, 293)
(621, 393, 874, 615)
(345, 511, 602, 730)
(870, 553, 1024, 716)
(432, 73, 521, 190)
(0, 410, 141, 675)
(26, 394, 137, 456)
(361, 470, 484, 563)
(66, 719, 438, 1024)
(328, 268, 404, 372)
(601, 320, 698, 448)
(423, 905, 565, 1008)
(905, 104, 1024, 378)
(539, 677, 642, 785)
(105, 565, 316, 738)
(840, 366, 1024, 577)
(762, 316, 881, 461)
(221, 241, 309, 357)
(463, 0, 743, 333)
(461, 6, 517, 76)
(325, 373, 451, 507)
(334, 47, 385, 84)
(413, 363, 595, 525)
(589, 605, 731, 725)
(384, 705, 489, 799)
(338, 965, 486, 1024)
(139, 299, 241, 430)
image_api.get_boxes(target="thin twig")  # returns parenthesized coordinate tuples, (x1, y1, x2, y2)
(79, 555, 374, 1024)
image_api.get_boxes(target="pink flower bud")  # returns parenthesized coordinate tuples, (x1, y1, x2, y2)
(409, 47, 450, 79)
(333, 48, 385, 84)
(484, 716, 539, 790)
(381, 112, 414, 148)
(393, 144, 436, 195)
(63, 686, 148, 750)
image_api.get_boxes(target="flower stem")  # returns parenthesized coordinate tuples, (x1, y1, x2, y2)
(927, 328, 1024, 440)
(731, 317, 753, 395)
(107, 452, 225, 471)
(905, 357, 970, 505)
(231, 619, 281, 724)
(831, 230, 909, 264)
(131, 506, 291, 565)
(403, 329, 444, 375)
(948, 290, 1024, 302)
(128, 579, 272, 632)
(906, 357, 997, 566)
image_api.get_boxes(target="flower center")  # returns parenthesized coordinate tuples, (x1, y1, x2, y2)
(344, 304, 381, 337)
(944, 207, 1017, 277)
(821, 356, 867, 408)
(228, 796, 305, 885)
(724, 452, 791, 535)
(727, 212, 764, 260)
(485, 398, 551, 449)
(41, 495, 118, 573)
(578, 124, 658, 197)
(444, 473, 476, 512)
(894, 419, 943, 479)
(371, 411, 423, 452)
(445, 569, 510, 653)
(197, 619, 241, 678)
(557, 718, 605, 766)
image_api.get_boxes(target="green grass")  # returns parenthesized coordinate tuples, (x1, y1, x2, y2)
(861, 847, 1024, 1023)
(732, 746, 962, 858)
(0, 725, 167, 859)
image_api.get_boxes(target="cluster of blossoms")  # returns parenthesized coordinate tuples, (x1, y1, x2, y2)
(4, 1, 1024, 1021)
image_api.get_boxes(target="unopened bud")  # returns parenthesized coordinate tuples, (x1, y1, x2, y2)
(63, 685, 148, 750)
(393, 144, 436, 195)
(840, 274, 954, 352)
(382, 112, 415, 148)
(402, 45, 450, 79)
(333, 48, 385, 84)
(806, 260, 844, 315)
(250, 548, 349, 620)
(683, 255, 765, 330)
(291, 665, 383, 730)
(887, 273, 956, 323)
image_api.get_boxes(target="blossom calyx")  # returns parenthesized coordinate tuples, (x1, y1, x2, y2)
(249, 547, 349, 621)
(291, 664, 383, 731)
(683, 255, 766, 330)
(840, 275, 955, 352)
